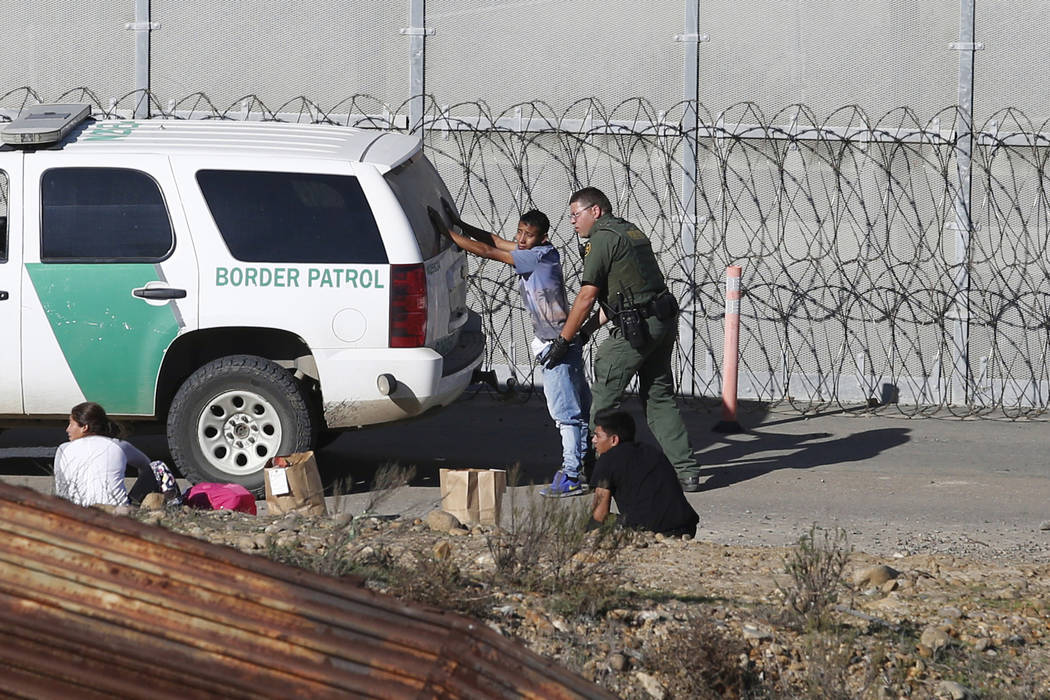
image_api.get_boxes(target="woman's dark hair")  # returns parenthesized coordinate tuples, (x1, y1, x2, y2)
(594, 408, 636, 442)
(70, 401, 123, 438)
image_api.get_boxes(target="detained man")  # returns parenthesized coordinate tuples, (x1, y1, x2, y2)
(589, 409, 699, 537)
(428, 203, 592, 497)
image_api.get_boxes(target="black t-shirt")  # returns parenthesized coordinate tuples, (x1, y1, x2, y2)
(591, 441, 699, 535)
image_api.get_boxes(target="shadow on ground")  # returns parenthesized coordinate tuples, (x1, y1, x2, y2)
(316, 388, 739, 494)
(0, 387, 912, 497)
(698, 427, 911, 490)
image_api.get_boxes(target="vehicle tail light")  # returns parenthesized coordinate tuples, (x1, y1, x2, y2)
(390, 263, 427, 348)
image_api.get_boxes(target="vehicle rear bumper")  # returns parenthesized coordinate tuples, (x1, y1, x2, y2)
(317, 313, 485, 428)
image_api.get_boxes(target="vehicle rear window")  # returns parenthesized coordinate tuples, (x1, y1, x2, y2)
(41, 168, 174, 261)
(384, 153, 454, 260)
(197, 170, 386, 264)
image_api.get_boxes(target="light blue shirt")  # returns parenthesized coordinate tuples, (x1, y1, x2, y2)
(511, 243, 569, 342)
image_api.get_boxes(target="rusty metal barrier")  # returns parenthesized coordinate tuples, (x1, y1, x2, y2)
(0, 482, 614, 699)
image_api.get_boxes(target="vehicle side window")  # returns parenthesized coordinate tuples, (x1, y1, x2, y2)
(41, 168, 174, 261)
(0, 170, 7, 262)
(197, 170, 387, 264)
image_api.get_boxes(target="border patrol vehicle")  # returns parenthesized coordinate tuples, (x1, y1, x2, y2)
(0, 105, 484, 491)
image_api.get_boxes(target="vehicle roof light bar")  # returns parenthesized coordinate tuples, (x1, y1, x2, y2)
(2, 104, 92, 147)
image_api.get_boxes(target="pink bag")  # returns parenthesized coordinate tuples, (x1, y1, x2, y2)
(183, 482, 257, 515)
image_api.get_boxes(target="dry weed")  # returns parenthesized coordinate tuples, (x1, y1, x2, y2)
(485, 470, 630, 611)
(363, 463, 416, 514)
(778, 524, 852, 630)
(644, 616, 765, 699)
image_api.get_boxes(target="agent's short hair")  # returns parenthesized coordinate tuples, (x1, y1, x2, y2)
(519, 209, 550, 238)
(569, 187, 613, 216)
(594, 408, 635, 442)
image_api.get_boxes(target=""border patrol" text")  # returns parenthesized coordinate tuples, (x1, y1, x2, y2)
(215, 267, 385, 288)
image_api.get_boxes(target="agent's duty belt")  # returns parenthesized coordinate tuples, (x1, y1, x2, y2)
(609, 289, 678, 330)
(635, 289, 677, 320)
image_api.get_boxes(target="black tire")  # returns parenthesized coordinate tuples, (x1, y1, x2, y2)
(167, 355, 317, 494)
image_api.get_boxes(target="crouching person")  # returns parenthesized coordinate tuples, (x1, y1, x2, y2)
(54, 401, 177, 507)
(589, 409, 699, 537)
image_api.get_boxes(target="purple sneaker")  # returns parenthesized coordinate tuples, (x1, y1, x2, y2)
(539, 470, 589, 498)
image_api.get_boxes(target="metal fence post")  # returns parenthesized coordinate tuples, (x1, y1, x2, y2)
(950, 0, 978, 405)
(404, 0, 430, 132)
(130, 0, 152, 118)
(676, 0, 703, 397)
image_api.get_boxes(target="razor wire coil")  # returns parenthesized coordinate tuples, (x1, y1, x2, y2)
(3, 88, 1049, 419)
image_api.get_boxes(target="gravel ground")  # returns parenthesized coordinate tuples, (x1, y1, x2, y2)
(6, 397, 1050, 697)
(114, 491, 1050, 700)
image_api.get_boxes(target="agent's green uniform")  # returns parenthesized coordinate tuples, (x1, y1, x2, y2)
(581, 214, 697, 477)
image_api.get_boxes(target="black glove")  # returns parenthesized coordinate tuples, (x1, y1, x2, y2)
(544, 336, 571, 369)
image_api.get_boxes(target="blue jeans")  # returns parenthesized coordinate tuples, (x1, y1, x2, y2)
(541, 341, 592, 479)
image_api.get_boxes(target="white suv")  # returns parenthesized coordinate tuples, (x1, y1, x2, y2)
(0, 105, 484, 491)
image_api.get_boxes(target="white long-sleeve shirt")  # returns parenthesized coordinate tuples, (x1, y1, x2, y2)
(54, 435, 130, 507)
(116, 439, 151, 474)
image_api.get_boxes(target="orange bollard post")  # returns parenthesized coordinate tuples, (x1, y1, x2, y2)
(714, 265, 744, 433)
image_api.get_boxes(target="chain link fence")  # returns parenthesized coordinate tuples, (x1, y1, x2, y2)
(2, 0, 1046, 416)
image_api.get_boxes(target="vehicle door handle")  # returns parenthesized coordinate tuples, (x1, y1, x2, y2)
(133, 287, 187, 300)
(0, 291, 7, 301)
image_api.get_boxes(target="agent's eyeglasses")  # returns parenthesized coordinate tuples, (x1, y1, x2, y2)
(569, 205, 594, 221)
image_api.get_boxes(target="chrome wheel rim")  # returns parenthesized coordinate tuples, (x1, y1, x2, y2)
(196, 390, 283, 476)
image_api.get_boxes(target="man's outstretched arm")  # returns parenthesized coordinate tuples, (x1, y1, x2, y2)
(429, 207, 514, 264)
(457, 219, 516, 252)
(441, 200, 515, 251)
(448, 229, 514, 264)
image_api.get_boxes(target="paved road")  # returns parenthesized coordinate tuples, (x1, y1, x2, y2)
(3, 389, 1049, 560)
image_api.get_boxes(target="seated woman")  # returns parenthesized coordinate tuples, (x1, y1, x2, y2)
(53, 401, 159, 507)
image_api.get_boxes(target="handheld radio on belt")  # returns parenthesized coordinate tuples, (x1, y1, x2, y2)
(615, 290, 650, 350)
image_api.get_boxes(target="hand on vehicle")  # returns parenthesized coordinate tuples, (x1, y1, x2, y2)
(543, 336, 570, 369)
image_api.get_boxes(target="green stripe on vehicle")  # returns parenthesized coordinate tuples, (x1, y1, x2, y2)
(26, 263, 181, 415)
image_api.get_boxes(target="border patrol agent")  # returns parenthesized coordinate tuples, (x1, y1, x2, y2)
(543, 187, 701, 492)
